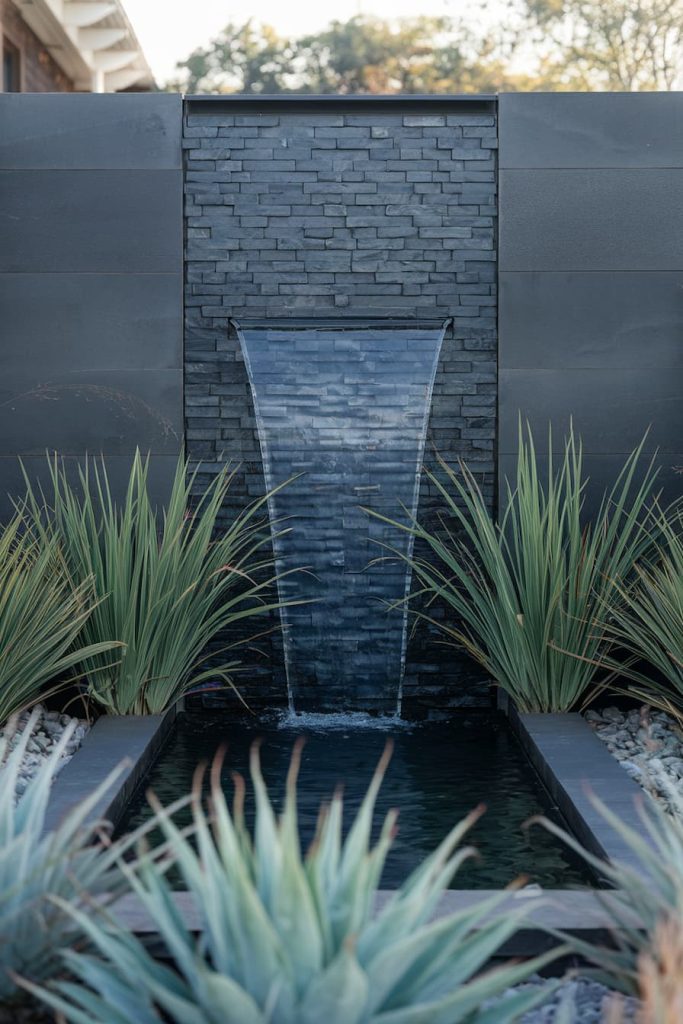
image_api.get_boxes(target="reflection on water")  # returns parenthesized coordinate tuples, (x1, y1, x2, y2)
(118, 712, 594, 890)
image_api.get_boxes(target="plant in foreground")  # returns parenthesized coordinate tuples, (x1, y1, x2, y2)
(0, 513, 116, 726)
(0, 712, 139, 1005)
(368, 424, 659, 712)
(27, 742, 567, 1023)
(21, 451, 293, 715)
(533, 783, 683, 998)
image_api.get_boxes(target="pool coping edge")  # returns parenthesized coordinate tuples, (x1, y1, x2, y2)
(46, 704, 652, 950)
(42, 706, 176, 836)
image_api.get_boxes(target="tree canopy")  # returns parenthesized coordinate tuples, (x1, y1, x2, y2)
(170, 3, 683, 94)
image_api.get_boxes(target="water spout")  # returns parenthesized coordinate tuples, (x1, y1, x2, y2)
(234, 318, 449, 715)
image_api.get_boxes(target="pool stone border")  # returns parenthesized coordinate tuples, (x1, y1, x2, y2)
(46, 703, 650, 951)
(499, 694, 651, 875)
(43, 706, 177, 836)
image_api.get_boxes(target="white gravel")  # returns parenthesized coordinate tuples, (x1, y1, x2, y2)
(498, 976, 638, 1023)
(0, 704, 89, 797)
(585, 704, 683, 809)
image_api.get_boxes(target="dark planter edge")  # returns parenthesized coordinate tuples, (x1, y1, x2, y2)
(499, 691, 652, 873)
(43, 705, 177, 837)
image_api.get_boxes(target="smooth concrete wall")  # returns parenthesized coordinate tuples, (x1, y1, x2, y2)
(498, 92, 683, 509)
(0, 94, 184, 515)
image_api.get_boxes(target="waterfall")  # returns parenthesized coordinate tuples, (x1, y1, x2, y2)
(234, 319, 448, 715)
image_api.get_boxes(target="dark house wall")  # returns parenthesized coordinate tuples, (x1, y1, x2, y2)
(184, 97, 498, 709)
(0, 93, 184, 514)
(1, 0, 74, 92)
(498, 92, 683, 509)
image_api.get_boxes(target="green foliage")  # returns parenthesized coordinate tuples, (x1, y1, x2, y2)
(521, 0, 683, 89)
(0, 713, 133, 1003)
(368, 425, 659, 712)
(0, 514, 116, 726)
(600, 506, 683, 717)
(533, 785, 683, 997)
(169, 4, 683, 95)
(27, 743, 565, 1023)
(21, 452, 291, 715)
(170, 15, 520, 94)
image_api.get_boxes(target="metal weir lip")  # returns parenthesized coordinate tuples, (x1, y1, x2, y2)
(230, 317, 452, 330)
(234, 317, 450, 716)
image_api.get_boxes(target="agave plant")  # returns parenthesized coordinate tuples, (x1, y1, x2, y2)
(21, 451, 293, 715)
(532, 783, 683, 998)
(368, 424, 659, 712)
(26, 742, 567, 1023)
(598, 505, 683, 720)
(0, 513, 117, 726)
(0, 711, 143, 1005)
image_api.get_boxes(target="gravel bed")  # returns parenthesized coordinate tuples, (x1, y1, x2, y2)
(0, 704, 89, 797)
(585, 704, 683, 808)
(495, 976, 638, 1023)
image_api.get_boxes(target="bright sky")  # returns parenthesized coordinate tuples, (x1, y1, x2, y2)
(123, 0, 468, 84)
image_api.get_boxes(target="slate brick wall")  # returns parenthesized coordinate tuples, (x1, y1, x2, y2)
(183, 99, 498, 712)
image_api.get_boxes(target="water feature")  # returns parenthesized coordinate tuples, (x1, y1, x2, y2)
(118, 712, 594, 890)
(234, 318, 448, 715)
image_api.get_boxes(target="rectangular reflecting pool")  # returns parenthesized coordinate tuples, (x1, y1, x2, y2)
(117, 711, 593, 890)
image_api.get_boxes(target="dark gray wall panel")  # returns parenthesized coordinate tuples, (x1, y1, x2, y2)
(0, 275, 182, 372)
(0, 94, 182, 170)
(0, 170, 182, 274)
(499, 369, 682, 455)
(499, 452, 683, 518)
(0, 94, 183, 515)
(0, 455, 179, 521)
(498, 92, 683, 514)
(499, 92, 683, 169)
(499, 272, 683, 369)
(500, 169, 683, 272)
(0, 370, 182, 456)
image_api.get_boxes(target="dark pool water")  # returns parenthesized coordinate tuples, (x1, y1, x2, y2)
(118, 711, 593, 889)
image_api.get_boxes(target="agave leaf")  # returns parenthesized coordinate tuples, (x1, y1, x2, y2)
(193, 971, 266, 1024)
(373, 948, 567, 1024)
(298, 945, 369, 1024)
(29, 745, 567, 1024)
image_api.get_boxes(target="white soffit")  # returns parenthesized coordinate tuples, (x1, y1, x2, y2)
(11, 0, 155, 91)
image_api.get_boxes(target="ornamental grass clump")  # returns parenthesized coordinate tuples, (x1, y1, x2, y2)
(26, 742, 566, 1024)
(368, 424, 659, 712)
(0, 712, 135, 1007)
(22, 451, 291, 715)
(0, 513, 116, 726)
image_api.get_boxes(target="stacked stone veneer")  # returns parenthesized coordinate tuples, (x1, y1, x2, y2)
(183, 98, 498, 711)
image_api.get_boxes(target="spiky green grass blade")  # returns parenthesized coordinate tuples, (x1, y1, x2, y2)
(21, 451, 297, 714)
(0, 513, 117, 725)
(367, 423, 659, 712)
(597, 505, 683, 717)
(27, 744, 567, 1023)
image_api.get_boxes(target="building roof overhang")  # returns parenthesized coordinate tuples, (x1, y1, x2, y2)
(10, 0, 154, 91)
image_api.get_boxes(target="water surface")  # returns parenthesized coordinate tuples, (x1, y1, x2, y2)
(119, 711, 593, 889)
